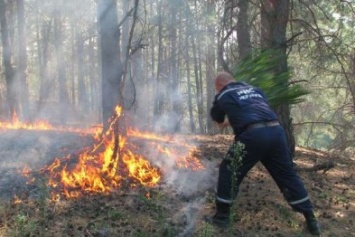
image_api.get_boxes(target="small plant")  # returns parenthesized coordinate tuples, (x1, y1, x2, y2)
(225, 141, 245, 235)
(318, 191, 329, 200)
(107, 209, 123, 220)
(10, 213, 37, 237)
(277, 204, 299, 229)
(198, 222, 214, 237)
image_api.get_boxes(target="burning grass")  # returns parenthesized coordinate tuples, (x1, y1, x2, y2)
(0, 113, 354, 236)
(14, 106, 205, 200)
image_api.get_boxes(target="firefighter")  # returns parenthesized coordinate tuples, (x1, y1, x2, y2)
(207, 71, 320, 235)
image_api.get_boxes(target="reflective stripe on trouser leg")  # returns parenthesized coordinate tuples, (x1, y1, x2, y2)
(216, 196, 233, 204)
(216, 159, 234, 203)
(288, 196, 310, 205)
(216, 142, 257, 205)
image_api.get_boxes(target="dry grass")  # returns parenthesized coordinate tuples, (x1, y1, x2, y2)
(0, 134, 354, 237)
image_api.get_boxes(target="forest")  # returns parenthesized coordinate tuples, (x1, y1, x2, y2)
(0, 0, 354, 236)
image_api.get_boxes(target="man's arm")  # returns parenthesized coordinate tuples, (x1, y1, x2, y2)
(210, 100, 226, 124)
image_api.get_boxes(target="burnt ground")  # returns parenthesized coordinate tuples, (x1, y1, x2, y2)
(0, 131, 354, 237)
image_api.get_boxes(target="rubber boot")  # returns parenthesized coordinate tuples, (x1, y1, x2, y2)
(207, 201, 231, 228)
(303, 211, 321, 236)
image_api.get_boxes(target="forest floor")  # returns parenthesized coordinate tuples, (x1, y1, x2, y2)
(0, 130, 354, 237)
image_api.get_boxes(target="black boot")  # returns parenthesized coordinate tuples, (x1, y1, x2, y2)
(205, 201, 230, 228)
(304, 211, 321, 236)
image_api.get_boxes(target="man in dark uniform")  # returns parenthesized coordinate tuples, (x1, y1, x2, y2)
(208, 72, 320, 235)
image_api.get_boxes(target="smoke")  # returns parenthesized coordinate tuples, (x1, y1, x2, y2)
(175, 197, 207, 237)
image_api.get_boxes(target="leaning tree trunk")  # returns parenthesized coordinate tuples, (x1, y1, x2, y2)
(261, 0, 295, 157)
(97, 0, 122, 128)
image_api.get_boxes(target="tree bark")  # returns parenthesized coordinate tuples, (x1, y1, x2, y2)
(36, 0, 51, 113)
(191, 1, 204, 134)
(169, 1, 181, 132)
(76, 30, 88, 111)
(97, 0, 122, 128)
(185, 22, 196, 133)
(260, 0, 295, 157)
(16, 0, 30, 121)
(206, 0, 216, 134)
(0, 0, 18, 119)
(236, 0, 251, 60)
(54, 10, 70, 124)
(154, 0, 165, 118)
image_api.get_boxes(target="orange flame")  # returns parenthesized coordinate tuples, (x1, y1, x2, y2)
(12, 105, 204, 200)
(0, 111, 99, 134)
(41, 106, 162, 198)
(13, 195, 22, 204)
(127, 128, 204, 170)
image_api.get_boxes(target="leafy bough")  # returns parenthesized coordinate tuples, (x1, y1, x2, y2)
(232, 49, 309, 108)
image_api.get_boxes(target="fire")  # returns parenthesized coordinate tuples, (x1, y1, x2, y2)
(13, 195, 22, 204)
(40, 105, 164, 198)
(0, 111, 99, 134)
(127, 128, 204, 170)
(7, 105, 204, 199)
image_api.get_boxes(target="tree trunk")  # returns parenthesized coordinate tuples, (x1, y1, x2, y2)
(350, 52, 355, 116)
(154, 0, 165, 118)
(185, 19, 196, 133)
(88, 27, 98, 113)
(191, 22, 204, 133)
(36, 0, 51, 113)
(76, 30, 88, 111)
(260, 0, 295, 157)
(97, 0, 122, 128)
(16, 0, 30, 121)
(169, 1, 181, 132)
(236, 0, 251, 60)
(0, 0, 18, 119)
(54, 10, 70, 124)
(206, 0, 216, 133)
(70, 22, 76, 105)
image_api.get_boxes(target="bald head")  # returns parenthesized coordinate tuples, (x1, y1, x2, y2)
(214, 72, 235, 93)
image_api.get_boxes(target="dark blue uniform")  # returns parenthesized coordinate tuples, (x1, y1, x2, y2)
(211, 81, 313, 213)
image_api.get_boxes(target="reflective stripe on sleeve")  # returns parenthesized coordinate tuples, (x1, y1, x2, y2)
(217, 88, 239, 100)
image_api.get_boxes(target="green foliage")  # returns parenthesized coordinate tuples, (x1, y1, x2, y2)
(232, 49, 310, 108)
(10, 213, 37, 237)
(225, 141, 245, 236)
(197, 223, 214, 237)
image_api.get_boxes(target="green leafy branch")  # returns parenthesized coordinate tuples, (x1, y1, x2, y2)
(232, 49, 309, 108)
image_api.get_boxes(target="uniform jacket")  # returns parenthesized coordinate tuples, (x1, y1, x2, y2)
(210, 81, 278, 136)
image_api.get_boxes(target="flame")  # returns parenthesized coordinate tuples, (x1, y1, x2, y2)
(10, 105, 204, 200)
(0, 110, 100, 134)
(13, 195, 22, 204)
(127, 128, 204, 170)
(40, 106, 163, 199)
